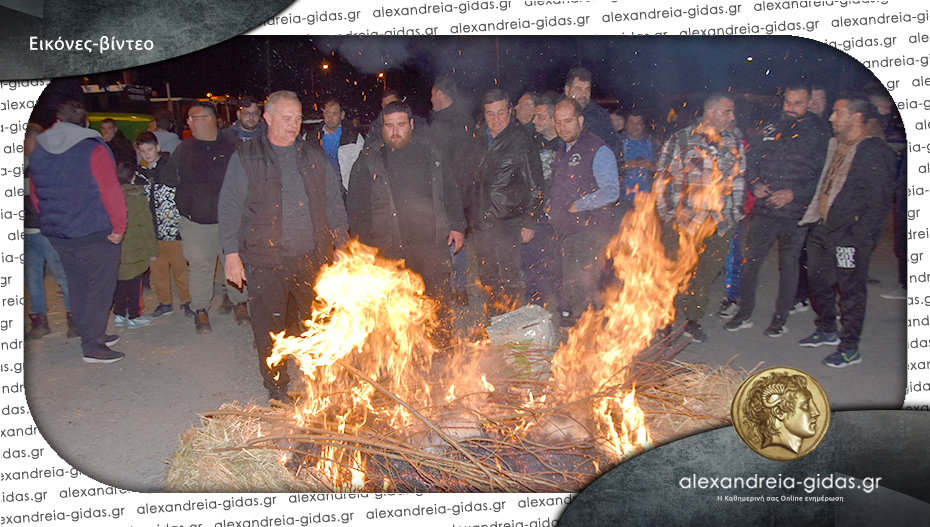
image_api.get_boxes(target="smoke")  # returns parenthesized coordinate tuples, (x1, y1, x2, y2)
(315, 37, 418, 74)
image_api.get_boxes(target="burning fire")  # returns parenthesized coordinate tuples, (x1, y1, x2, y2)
(266, 138, 735, 490)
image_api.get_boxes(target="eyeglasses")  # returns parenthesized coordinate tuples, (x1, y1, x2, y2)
(187, 114, 213, 122)
(240, 110, 261, 117)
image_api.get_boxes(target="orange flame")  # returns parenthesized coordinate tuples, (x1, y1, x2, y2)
(267, 130, 738, 485)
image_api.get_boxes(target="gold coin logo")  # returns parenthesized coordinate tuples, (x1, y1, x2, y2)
(731, 367, 830, 461)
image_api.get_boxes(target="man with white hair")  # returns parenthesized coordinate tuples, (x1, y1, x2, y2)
(219, 90, 348, 401)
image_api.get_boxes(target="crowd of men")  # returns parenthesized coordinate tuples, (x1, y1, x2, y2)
(26, 67, 905, 400)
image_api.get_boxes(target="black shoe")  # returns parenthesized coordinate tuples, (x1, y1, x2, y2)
(724, 313, 754, 332)
(83, 347, 124, 364)
(683, 320, 707, 343)
(182, 302, 195, 317)
(764, 317, 788, 338)
(104, 334, 120, 348)
(218, 294, 234, 315)
(66, 312, 80, 338)
(234, 302, 251, 325)
(453, 290, 469, 306)
(195, 309, 212, 334)
(151, 303, 174, 318)
(27, 313, 50, 340)
(716, 300, 739, 319)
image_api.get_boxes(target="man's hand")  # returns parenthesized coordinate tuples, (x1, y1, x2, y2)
(752, 183, 771, 199)
(107, 231, 124, 244)
(767, 188, 794, 209)
(448, 230, 465, 254)
(225, 253, 247, 288)
(521, 228, 535, 244)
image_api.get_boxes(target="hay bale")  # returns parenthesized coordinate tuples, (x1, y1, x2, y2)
(164, 402, 312, 492)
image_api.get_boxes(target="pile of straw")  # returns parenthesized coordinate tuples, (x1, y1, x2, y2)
(163, 359, 746, 492)
(164, 402, 312, 492)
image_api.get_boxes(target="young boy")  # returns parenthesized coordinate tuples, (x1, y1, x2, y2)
(136, 132, 192, 318)
(113, 162, 158, 328)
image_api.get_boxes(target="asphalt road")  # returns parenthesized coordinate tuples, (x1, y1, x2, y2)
(24, 221, 906, 492)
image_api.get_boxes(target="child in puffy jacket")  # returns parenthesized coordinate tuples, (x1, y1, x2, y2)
(112, 162, 158, 328)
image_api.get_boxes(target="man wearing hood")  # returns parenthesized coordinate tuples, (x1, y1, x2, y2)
(29, 101, 127, 363)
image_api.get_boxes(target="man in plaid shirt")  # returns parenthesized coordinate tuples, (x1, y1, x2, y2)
(655, 93, 746, 343)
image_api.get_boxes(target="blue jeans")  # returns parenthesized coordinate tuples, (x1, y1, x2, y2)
(724, 222, 742, 303)
(25, 232, 71, 313)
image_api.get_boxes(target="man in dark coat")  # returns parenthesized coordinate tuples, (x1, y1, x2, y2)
(797, 94, 896, 368)
(428, 76, 474, 306)
(463, 89, 544, 318)
(563, 67, 622, 156)
(724, 85, 830, 337)
(219, 90, 348, 401)
(347, 101, 465, 346)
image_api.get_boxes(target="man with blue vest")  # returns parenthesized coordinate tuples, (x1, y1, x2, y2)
(29, 101, 127, 363)
(549, 97, 621, 321)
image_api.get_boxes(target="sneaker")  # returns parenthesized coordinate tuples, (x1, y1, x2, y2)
(82, 348, 125, 364)
(234, 302, 251, 325)
(182, 302, 195, 317)
(683, 320, 707, 343)
(724, 314, 753, 332)
(125, 315, 154, 329)
(113, 314, 128, 326)
(789, 300, 809, 314)
(195, 309, 212, 334)
(716, 300, 739, 319)
(218, 293, 234, 315)
(880, 287, 906, 300)
(799, 329, 840, 347)
(764, 317, 788, 338)
(105, 334, 120, 348)
(151, 304, 174, 318)
(823, 347, 862, 368)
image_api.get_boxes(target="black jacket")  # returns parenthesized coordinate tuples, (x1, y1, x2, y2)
(218, 134, 348, 267)
(305, 119, 361, 147)
(346, 137, 465, 249)
(747, 113, 831, 220)
(822, 137, 896, 249)
(161, 134, 239, 225)
(428, 101, 474, 193)
(463, 122, 544, 231)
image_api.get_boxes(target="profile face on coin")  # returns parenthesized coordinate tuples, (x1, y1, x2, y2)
(731, 367, 830, 461)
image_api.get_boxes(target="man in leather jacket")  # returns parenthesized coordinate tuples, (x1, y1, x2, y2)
(463, 89, 544, 319)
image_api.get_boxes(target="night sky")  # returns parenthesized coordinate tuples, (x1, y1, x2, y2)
(56, 35, 881, 133)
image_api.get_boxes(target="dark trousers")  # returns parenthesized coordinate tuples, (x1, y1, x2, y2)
(51, 237, 120, 356)
(380, 243, 454, 346)
(561, 228, 613, 317)
(473, 220, 523, 318)
(246, 254, 322, 393)
(893, 179, 907, 287)
(113, 273, 145, 319)
(521, 221, 570, 313)
(662, 225, 735, 322)
(738, 213, 809, 321)
(806, 223, 873, 349)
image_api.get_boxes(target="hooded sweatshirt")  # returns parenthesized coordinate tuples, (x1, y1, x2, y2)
(29, 122, 127, 245)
